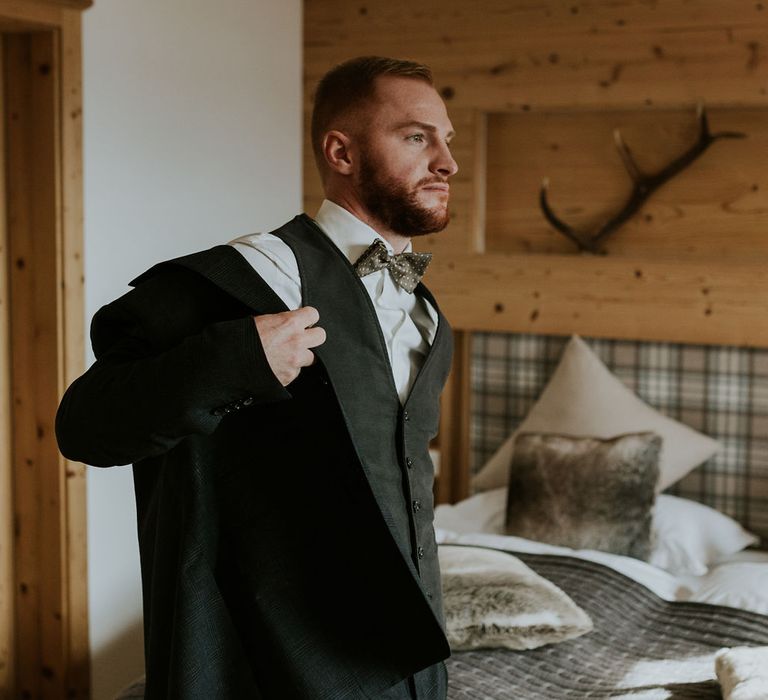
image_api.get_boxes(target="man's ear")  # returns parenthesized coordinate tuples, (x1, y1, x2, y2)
(323, 130, 354, 176)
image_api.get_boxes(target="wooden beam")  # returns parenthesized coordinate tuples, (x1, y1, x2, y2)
(4, 17, 87, 696)
(0, 1, 62, 29)
(303, 0, 768, 112)
(436, 330, 472, 504)
(30, 0, 91, 8)
(59, 9, 88, 697)
(0, 36, 15, 700)
(5, 29, 65, 699)
(0, 6, 86, 700)
(428, 252, 768, 347)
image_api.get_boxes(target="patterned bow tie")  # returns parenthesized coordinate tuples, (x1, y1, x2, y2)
(352, 239, 432, 294)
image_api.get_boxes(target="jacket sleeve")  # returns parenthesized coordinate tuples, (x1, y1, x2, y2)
(55, 289, 291, 468)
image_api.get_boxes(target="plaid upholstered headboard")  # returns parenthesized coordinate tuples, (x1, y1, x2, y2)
(469, 333, 768, 544)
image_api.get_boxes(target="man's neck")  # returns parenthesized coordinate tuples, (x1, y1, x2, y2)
(324, 195, 411, 254)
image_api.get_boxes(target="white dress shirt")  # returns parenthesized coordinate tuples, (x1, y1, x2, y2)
(228, 200, 438, 403)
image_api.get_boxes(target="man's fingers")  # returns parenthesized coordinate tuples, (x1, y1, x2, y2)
(298, 348, 316, 368)
(304, 325, 326, 349)
(292, 305, 320, 328)
(252, 306, 325, 385)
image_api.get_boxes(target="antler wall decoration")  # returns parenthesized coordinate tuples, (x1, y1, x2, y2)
(539, 103, 747, 254)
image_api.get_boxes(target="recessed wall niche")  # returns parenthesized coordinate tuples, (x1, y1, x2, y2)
(484, 108, 766, 260)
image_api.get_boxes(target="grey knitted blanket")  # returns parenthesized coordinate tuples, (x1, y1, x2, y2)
(445, 552, 768, 700)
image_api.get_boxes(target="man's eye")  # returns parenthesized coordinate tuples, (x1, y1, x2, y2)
(407, 133, 426, 143)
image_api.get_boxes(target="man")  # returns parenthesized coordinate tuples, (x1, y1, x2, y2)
(56, 56, 458, 699)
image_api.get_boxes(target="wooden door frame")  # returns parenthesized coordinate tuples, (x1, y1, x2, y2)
(0, 1, 89, 697)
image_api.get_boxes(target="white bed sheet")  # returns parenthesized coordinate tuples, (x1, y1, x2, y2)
(434, 492, 768, 616)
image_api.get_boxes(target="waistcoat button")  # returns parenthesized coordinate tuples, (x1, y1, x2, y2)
(417, 546, 424, 559)
(403, 410, 410, 422)
(412, 500, 421, 513)
(406, 457, 413, 469)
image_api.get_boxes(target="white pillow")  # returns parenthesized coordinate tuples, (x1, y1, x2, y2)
(433, 488, 508, 535)
(472, 335, 720, 493)
(650, 494, 759, 576)
(694, 565, 768, 615)
(439, 544, 593, 650)
(435, 490, 758, 576)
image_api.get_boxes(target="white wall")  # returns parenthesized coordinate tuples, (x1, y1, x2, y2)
(82, 2, 302, 697)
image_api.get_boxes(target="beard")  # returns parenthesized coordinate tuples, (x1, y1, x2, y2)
(356, 156, 451, 238)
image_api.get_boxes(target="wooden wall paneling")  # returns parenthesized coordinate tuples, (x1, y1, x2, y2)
(0, 40, 14, 700)
(3, 7, 88, 693)
(0, 1, 61, 29)
(34, 1, 91, 9)
(59, 8, 87, 696)
(436, 330, 472, 504)
(485, 108, 768, 259)
(5, 29, 66, 699)
(304, 1, 768, 112)
(427, 252, 768, 347)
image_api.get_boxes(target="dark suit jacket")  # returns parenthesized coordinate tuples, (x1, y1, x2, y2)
(56, 216, 452, 699)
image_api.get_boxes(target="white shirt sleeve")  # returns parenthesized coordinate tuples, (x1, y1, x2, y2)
(228, 233, 302, 311)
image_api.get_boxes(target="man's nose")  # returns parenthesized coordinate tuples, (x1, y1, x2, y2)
(432, 143, 458, 178)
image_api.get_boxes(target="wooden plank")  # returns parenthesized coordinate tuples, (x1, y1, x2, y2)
(485, 107, 768, 258)
(0, 6, 87, 699)
(5, 29, 66, 700)
(0, 36, 14, 700)
(58, 9, 88, 698)
(30, 0, 91, 8)
(0, 0, 61, 28)
(436, 330, 472, 504)
(304, 0, 768, 111)
(427, 252, 768, 347)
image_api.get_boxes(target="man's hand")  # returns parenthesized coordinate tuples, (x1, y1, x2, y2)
(253, 306, 326, 386)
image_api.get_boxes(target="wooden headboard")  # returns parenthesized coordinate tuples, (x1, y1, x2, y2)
(303, 1, 768, 527)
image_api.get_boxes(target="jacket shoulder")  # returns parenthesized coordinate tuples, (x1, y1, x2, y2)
(128, 244, 243, 287)
(93, 249, 253, 356)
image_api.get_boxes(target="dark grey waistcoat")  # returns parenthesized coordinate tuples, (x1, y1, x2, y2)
(274, 215, 453, 625)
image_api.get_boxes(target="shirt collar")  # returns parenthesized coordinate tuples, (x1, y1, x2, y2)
(313, 199, 412, 265)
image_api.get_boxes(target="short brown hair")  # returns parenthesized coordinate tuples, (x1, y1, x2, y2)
(310, 56, 434, 178)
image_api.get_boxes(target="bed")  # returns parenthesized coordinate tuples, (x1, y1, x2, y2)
(434, 332, 768, 700)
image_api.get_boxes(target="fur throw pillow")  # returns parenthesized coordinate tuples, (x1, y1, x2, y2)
(439, 545, 593, 651)
(505, 431, 661, 560)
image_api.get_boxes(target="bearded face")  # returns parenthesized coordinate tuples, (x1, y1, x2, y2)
(355, 145, 452, 238)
